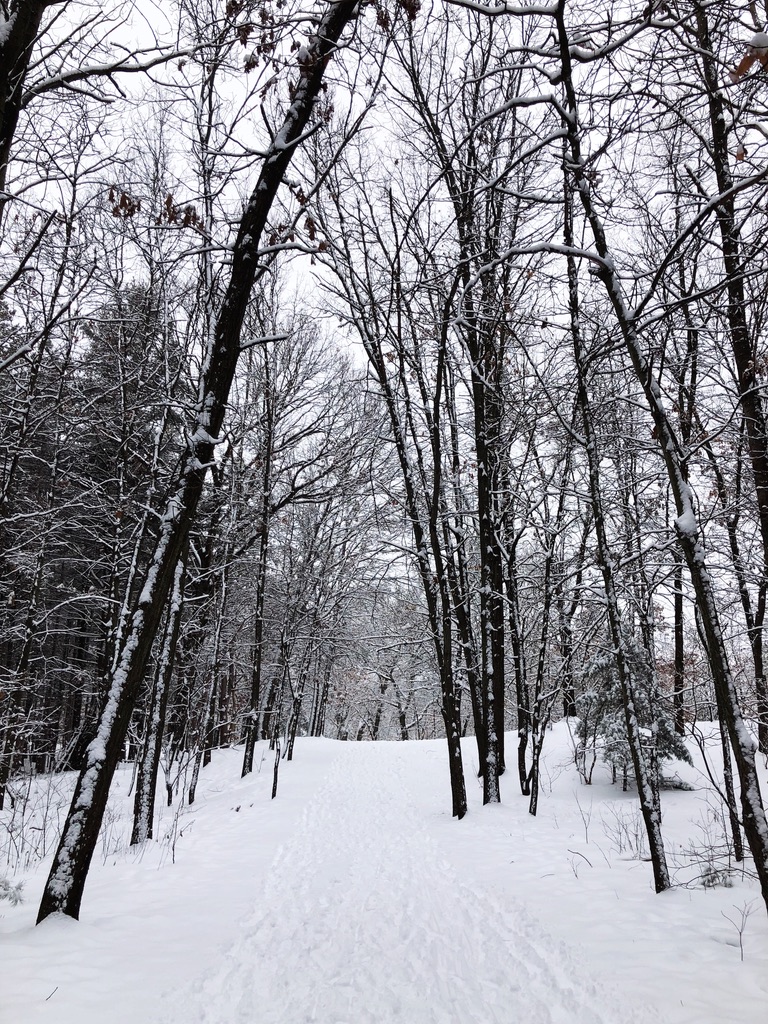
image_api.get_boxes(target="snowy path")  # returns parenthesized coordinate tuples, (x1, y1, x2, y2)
(164, 743, 651, 1024)
(6, 730, 766, 1023)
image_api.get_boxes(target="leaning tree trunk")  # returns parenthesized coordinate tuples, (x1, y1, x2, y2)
(571, 299, 670, 893)
(0, 1, 48, 215)
(700, 424, 766, 754)
(36, 0, 361, 924)
(719, 714, 745, 865)
(130, 554, 186, 845)
(565, 179, 670, 893)
(555, 1, 768, 910)
(696, 4, 768, 753)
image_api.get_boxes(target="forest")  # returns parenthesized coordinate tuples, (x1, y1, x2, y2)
(2, 0, 768, 966)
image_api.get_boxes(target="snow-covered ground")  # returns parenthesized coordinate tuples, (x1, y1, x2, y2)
(1, 725, 767, 1023)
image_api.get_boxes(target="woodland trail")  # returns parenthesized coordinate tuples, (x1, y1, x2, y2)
(163, 742, 657, 1024)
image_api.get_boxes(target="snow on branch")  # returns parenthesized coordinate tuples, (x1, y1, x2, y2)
(20, 48, 193, 107)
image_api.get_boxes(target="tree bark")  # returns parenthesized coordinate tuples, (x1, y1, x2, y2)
(565, 173, 670, 893)
(130, 554, 185, 845)
(0, 1, 48, 210)
(242, 357, 274, 776)
(555, 0, 768, 908)
(36, 0, 361, 923)
(695, 3, 768, 753)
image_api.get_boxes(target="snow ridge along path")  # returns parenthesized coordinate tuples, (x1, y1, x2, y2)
(164, 741, 657, 1024)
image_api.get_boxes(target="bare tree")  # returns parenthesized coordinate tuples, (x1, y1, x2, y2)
(548, 0, 768, 908)
(37, 0, 363, 923)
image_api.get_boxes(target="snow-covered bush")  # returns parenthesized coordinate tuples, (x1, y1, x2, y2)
(0, 771, 73, 872)
(575, 638, 691, 789)
(0, 877, 24, 905)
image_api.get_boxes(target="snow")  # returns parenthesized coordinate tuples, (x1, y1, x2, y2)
(674, 510, 698, 538)
(0, 12, 17, 51)
(189, 426, 221, 446)
(1, 726, 767, 1023)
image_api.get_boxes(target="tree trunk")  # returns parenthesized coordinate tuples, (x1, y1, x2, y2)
(131, 555, 185, 845)
(555, 2, 768, 907)
(241, 356, 274, 775)
(36, 0, 361, 924)
(563, 143, 670, 893)
(719, 715, 745, 865)
(695, 4, 768, 754)
(673, 553, 685, 736)
(505, 546, 530, 796)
